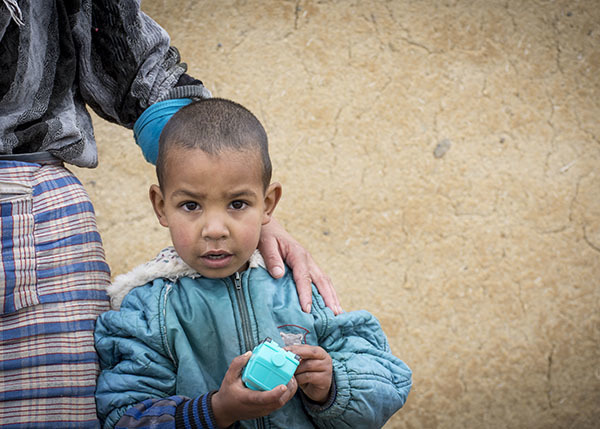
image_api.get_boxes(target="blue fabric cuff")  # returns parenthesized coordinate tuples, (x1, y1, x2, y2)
(133, 98, 193, 164)
(300, 373, 337, 413)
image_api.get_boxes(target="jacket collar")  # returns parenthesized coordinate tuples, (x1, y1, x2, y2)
(107, 246, 266, 310)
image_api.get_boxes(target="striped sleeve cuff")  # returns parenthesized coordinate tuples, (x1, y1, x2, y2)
(157, 84, 212, 102)
(115, 396, 186, 428)
(175, 391, 218, 429)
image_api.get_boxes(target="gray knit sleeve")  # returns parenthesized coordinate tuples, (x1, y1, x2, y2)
(74, 1, 208, 129)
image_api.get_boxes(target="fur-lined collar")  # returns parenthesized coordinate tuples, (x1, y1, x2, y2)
(107, 247, 266, 310)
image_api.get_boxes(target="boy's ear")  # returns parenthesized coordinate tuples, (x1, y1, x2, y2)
(262, 182, 282, 225)
(149, 184, 169, 228)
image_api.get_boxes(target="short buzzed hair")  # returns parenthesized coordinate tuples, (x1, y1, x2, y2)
(156, 98, 272, 189)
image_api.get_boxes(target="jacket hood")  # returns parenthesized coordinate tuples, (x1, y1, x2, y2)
(107, 246, 266, 309)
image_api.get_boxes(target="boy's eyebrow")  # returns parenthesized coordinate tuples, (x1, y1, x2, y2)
(170, 189, 258, 199)
(171, 189, 206, 199)
(227, 189, 258, 199)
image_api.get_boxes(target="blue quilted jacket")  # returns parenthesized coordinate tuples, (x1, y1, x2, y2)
(95, 259, 412, 428)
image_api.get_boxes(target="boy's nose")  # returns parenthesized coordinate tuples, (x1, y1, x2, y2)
(201, 213, 229, 241)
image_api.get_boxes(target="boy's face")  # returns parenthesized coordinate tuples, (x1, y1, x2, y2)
(149, 146, 281, 278)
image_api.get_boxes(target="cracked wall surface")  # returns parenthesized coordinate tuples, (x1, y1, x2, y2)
(74, 1, 599, 427)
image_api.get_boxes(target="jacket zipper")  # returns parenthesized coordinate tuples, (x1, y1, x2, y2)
(233, 272, 265, 429)
(233, 272, 255, 353)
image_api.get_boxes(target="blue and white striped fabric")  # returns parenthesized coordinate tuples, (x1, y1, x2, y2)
(0, 161, 110, 428)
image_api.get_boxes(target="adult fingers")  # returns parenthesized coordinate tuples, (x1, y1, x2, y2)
(289, 247, 342, 315)
(258, 217, 341, 315)
(258, 224, 286, 279)
(305, 257, 342, 315)
(290, 253, 314, 314)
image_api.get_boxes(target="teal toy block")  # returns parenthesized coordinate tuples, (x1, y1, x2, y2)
(242, 338, 301, 391)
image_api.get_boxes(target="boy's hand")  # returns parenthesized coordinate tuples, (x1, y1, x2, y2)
(211, 351, 298, 427)
(285, 345, 333, 404)
(259, 217, 342, 315)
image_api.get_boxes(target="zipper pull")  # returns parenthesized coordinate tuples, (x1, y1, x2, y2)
(234, 271, 242, 289)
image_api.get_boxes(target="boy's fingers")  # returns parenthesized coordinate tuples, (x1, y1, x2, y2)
(256, 385, 286, 402)
(294, 371, 327, 386)
(262, 378, 297, 402)
(295, 361, 332, 378)
(245, 384, 289, 409)
(285, 344, 326, 360)
(236, 351, 253, 366)
(285, 376, 298, 397)
(225, 351, 252, 381)
(279, 378, 298, 404)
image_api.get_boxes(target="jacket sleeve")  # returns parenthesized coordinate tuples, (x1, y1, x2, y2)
(75, 1, 209, 128)
(94, 283, 218, 429)
(306, 287, 413, 428)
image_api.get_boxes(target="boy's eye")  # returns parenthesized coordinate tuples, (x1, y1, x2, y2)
(230, 200, 247, 210)
(182, 202, 199, 211)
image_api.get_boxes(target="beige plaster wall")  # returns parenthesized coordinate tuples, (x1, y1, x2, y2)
(73, 1, 600, 427)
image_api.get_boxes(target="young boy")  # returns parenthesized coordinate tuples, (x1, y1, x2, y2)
(94, 98, 412, 428)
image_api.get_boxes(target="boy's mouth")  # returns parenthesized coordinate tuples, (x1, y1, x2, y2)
(205, 254, 229, 260)
(201, 251, 234, 270)
(201, 251, 233, 265)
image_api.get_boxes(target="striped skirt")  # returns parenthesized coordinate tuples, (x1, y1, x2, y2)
(0, 161, 110, 428)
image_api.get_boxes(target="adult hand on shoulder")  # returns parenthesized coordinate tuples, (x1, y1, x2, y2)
(211, 351, 298, 427)
(285, 345, 333, 404)
(258, 217, 342, 315)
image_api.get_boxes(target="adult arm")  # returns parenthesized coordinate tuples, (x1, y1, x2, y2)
(304, 288, 413, 428)
(74, 1, 209, 128)
(259, 217, 342, 315)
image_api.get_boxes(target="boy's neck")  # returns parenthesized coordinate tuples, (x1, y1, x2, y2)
(203, 261, 250, 280)
(236, 262, 250, 275)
